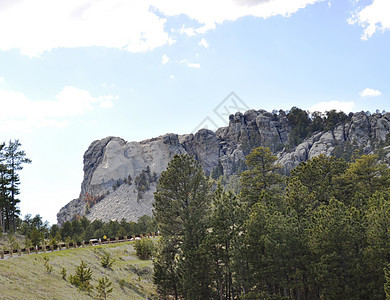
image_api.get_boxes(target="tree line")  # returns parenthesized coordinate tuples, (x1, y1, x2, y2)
(0, 140, 31, 233)
(14, 213, 157, 248)
(153, 149, 390, 299)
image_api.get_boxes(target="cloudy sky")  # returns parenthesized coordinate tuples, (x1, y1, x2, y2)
(0, 0, 389, 224)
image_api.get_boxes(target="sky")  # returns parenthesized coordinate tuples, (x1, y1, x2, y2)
(0, 0, 389, 225)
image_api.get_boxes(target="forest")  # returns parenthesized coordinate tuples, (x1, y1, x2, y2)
(153, 149, 390, 300)
(3, 135, 390, 299)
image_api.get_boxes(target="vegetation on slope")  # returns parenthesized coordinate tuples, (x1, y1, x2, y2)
(0, 240, 157, 299)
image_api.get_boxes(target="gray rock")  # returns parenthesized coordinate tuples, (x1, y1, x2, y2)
(57, 109, 390, 225)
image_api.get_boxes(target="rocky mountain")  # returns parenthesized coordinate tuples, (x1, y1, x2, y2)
(57, 108, 390, 226)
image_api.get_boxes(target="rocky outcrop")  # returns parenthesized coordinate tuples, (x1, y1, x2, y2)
(57, 110, 390, 226)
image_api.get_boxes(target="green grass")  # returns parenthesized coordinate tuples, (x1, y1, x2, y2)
(0, 240, 157, 299)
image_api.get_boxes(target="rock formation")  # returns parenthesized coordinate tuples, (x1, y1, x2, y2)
(57, 109, 390, 225)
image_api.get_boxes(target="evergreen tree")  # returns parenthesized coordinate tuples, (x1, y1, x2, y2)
(153, 154, 212, 299)
(69, 261, 93, 292)
(96, 276, 113, 300)
(240, 146, 283, 209)
(3, 140, 31, 232)
(205, 184, 243, 299)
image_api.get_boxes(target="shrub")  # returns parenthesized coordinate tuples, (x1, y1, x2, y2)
(61, 267, 67, 280)
(43, 256, 53, 273)
(69, 261, 93, 292)
(96, 276, 113, 299)
(133, 238, 156, 260)
(100, 251, 115, 269)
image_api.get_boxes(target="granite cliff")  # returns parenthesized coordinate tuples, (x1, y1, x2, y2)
(57, 109, 390, 225)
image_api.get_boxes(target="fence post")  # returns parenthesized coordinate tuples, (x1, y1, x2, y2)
(10, 249, 13, 258)
(116, 237, 119, 243)
(1, 250, 4, 259)
(99, 239, 102, 246)
(27, 248, 30, 255)
(18, 249, 21, 256)
(125, 236, 128, 242)
(35, 246, 38, 254)
(82, 241, 85, 248)
(50, 245, 54, 252)
(66, 243, 69, 250)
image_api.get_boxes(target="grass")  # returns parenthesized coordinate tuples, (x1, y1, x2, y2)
(0, 240, 157, 299)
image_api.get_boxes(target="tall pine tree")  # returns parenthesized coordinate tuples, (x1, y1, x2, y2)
(153, 154, 212, 299)
(0, 140, 31, 232)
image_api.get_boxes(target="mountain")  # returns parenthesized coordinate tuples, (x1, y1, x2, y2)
(57, 108, 390, 225)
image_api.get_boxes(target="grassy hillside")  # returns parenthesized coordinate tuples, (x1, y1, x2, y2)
(0, 240, 157, 299)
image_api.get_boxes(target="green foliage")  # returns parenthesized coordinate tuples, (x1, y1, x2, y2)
(69, 261, 93, 292)
(385, 266, 390, 299)
(153, 147, 390, 299)
(134, 238, 156, 260)
(100, 251, 115, 269)
(289, 154, 347, 207)
(43, 256, 53, 274)
(96, 276, 113, 300)
(240, 146, 284, 209)
(58, 215, 156, 242)
(153, 154, 212, 299)
(285, 108, 349, 150)
(61, 267, 67, 280)
(135, 166, 157, 200)
(210, 160, 224, 180)
(0, 140, 31, 233)
(287, 107, 312, 149)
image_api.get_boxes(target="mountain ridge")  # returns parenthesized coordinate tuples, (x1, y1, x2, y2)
(57, 108, 390, 225)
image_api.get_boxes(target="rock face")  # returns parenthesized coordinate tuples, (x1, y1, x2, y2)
(57, 110, 390, 226)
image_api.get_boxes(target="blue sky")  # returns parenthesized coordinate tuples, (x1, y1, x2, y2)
(0, 0, 389, 224)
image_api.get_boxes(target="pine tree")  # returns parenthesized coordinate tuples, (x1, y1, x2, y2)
(240, 146, 283, 209)
(0, 142, 10, 233)
(3, 140, 31, 232)
(96, 276, 113, 300)
(153, 154, 212, 299)
(69, 261, 93, 292)
(205, 183, 243, 299)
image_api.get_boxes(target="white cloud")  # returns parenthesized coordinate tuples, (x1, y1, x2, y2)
(170, 74, 175, 79)
(0, 0, 324, 56)
(360, 88, 382, 97)
(0, 0, 173, 56)
(308, 101, 355, 113)
(199, 38, 209, 48)
(348, 0, 390, 40)
(102, 83, 116, 88)
(234, 0, 272, 6)
(152, 0, 324, 34)
(161, 54, 170, 64)
(188, 62, 201, 68)
(0, 77, 4, 83)
(0, 86, 117, 132)
(179, 58, 201, 68)
(180, 25, 197, 36)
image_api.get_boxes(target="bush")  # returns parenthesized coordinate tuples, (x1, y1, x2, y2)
(133, 238, 156, 260)
(69, 261, 93, 292)
(61, 267, 67, 280)
(43, 256, 53, 274)
(96, 276, 113, 299)
(100, 251, 115, 269)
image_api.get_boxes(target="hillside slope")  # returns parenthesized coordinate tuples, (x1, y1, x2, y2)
(0, 241, 156, 299)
